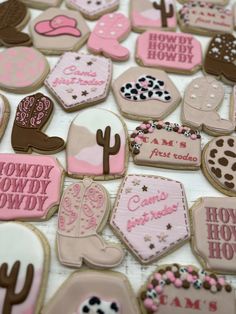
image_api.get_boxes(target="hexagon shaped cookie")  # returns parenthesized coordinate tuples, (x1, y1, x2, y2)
(110, 174, 190, 264)
(45, 52, 112, 112)
(113, 66, 181, 120)
(30, 8, 90, 55)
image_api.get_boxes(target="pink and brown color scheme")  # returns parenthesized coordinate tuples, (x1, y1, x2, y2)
(57, 179, 124, 269)
(110, 174, 190, 264)
(130, 120, 201, 170)
(139, 264, 235, 314)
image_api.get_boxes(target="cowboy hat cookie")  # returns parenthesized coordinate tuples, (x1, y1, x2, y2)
(57, 179, 124, 268)
(0, 95, 10, 141)
(0, 0, 31, 47)
(45, 52, 112, 112)
(182, 76, 235, 135)
(110, 174, 190, 264)
(130, 121, 201, 170)
(66, 0, 119, 20)
(0, 47, 49, 94)
(191, 197, 236, 274)
(136, 31, 202, 74)
(178, 2, 233, 36)
(113, 67, 181, 121)
(42, 270, 140, 314)
(87, 12, 131, 61)
(204, 33, 236, 84)
(0, 222, 50, 314)
(66, 108, 128, 180)
(139, 264, 235, 314)
(202, 136, 236, 196)
(0, 154, 64, 221)
(130, 0, 177, 32)
(30, 8, 90, 55)
(21, 0, 62, 9)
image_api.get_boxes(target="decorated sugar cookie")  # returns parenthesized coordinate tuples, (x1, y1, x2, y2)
(113, 67, 181, 121)
(42, 270, 140, 314)
(178, 2, 233, 36)
(204, 33, 236, 84)
(21, 0, 62, 9)
(0, 154, 64, 221)
(139, 264, 235, 314)
(191, 197, 236, 274)
(0, 47, 49, 94)
(130, 121, 201, 170)
(230, 85, 236, 128)
(110, 174, 190, 264)
(136, 31, 202, 74)
(87, 12, 131, 61)
(182, 76, 235, 135)
(30, 8, 90, 55)
(0, 95, 10, 141)
(45, 53, 112, 112)
(66, 108, 128, 180)
(66, 0, 119, 20)
(202, 136, 236, 196)
(0, 222, 50, 314)
(178, 0, 229, 4)
(131, 0, 177, 32)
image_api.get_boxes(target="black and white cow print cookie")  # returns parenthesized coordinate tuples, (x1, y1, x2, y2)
(202, 136, 236, 196)
(80, 296, 119, 313)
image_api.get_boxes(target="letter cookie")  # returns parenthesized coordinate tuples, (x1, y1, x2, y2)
(42, 270, 140, 314)
(45, 52, 112, 112)
(131, 0, 177, 32)
(87, 12, 131, 61)
(182, 76, 235, 135)
(57, 179, 124, 268)
(139, 264, 235, 314)
(130, 120, 201, 170)
(136, 31, 202, 74)
(202, 136, 236, 196)
(191, 197, 236, 274)
(113, 67, 181, 120)
(110, 174, 190, 264)
(66, 108, 128, 180)
(0, 222, 50, 314)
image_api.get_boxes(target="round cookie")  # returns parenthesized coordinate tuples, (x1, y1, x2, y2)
(0, 47, 49, 93)
(202, 136, 236, 196)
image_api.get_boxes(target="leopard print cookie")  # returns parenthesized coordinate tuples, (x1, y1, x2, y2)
(202, 136, 236, 196)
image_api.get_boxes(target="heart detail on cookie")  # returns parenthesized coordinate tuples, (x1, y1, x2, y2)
(120, 75, 172, 102)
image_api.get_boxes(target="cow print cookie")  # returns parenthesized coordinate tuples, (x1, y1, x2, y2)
(79, 296, 120, 313)
(113, 67, 181, 120)
(202, 136, 236, 196)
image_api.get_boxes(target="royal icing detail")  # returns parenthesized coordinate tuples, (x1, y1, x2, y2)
(0, 154, 63, 221)
(87, 13, 131, 61)
(0, 47, 49, 92)
(45, 53, 112, 111)
(179, 1, 233, 35)
(110, 174, 190, 264)
(191, 197, 236, 274)
(0, 222, 50, 314)
(182, 76, 235, 135)
(204, 34, 236, 83)
(30, 8, 90, 54)
(136, 31, 202, 73)
(66, 108, 127, 179)
(131, 0, 177, 32)
(42, 271, 139, 314)
(203, 136, 236, 196)
(57, 180, 124, 268)
(139, 264, 235, 314)
(130, 121, 201, 170)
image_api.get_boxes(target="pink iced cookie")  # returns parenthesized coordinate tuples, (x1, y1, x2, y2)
(0, 47, 49, 93)
(0, 154, 64, 221)
(87, 12, 131, 61)
(110, 174, 190, 264)
(136, 31, 202, 74)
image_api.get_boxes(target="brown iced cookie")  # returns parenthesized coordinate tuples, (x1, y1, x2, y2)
(11, 93, 65, 154)
(202, 136, 236, 196)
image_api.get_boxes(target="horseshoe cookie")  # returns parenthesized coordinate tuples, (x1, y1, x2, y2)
(202, 136, 236, 196)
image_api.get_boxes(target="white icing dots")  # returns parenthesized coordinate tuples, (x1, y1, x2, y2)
(212, 84, 218, 89)
(194, 84, 199, 88)
(210, 94, 215, 98)
(98, 30, 104, 34)
(110, 31, 116, 35)
(207, 104, 212, 108)
(117, 23, 123, 27)
(215, 37, 222, 43)
(99, 22, 105, 26)
(191, 94, 196, 99)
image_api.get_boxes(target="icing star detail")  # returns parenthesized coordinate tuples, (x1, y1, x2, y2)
(72, 95, 77, 99)
(132, 179, 140, 186)
(81, 90, 89, 96)
(87, 61, 93, 66)
(166, 223, 172, 230)
(142, 185, 148, 192)
(149, 243, 155, 250)
(157, 233, 168, 243)
(75, 56, 80, 60)
(144, 235, 152, 242)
